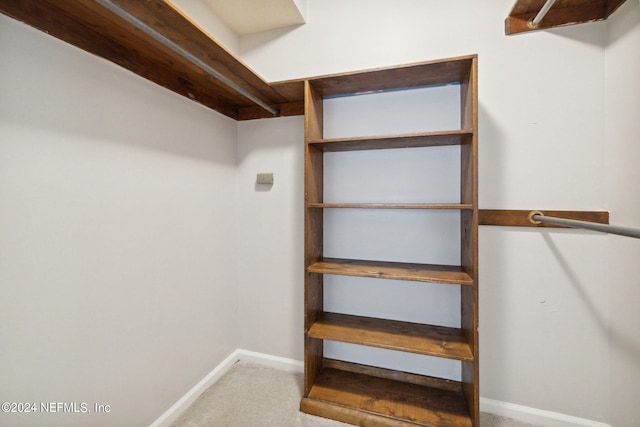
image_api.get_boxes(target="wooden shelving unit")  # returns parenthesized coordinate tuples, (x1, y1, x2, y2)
(301, 55, 479, 427)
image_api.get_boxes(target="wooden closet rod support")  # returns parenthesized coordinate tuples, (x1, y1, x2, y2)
(94, 0, 279, 116)
(529, 211, 640, 239)
(479, 209, 640, 239)
(479, 209, 609, 228)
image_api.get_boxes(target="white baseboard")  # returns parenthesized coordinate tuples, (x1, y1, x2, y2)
(150, 350, 610, 427)
(149, 349, 303, 427)
(233, 349, 304, 373)
(481, 397, 611, 427)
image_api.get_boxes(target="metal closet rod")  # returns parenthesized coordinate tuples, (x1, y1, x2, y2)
(530, 0, 557, 27)
(94, 0, 279, 116)
(528, 211, 640, 239)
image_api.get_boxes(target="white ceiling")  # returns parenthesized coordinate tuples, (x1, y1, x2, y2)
(203, 0, 306, 36)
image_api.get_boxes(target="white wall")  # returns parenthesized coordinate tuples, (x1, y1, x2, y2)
(605, 2, 640, 426)
(236, 116, 304, 360)
(322, 86, 464, 381)
(0, 14, 239, 427)
(238, 0, 611, 423)
(170, 0, 240, 54)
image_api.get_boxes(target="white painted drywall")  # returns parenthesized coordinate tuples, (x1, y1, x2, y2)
(170, 0, 240, 54)
(0, 14, 239, 427)
(236, 116, 305, 360)
(237, 0, 611, 423)
(323, 86, 464, 381)
(202, 0, 306, 36)
(605, 1, 640, 426)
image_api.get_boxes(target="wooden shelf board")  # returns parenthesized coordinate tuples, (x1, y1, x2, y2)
(323, 359, 464, 392)
(308, 312, 474, 361)
(0, 0, 295, 120)
(307, 55, 477, 97)
(301, 364, 472, 427)
(308, 130, 473, 152)
(309, 203, 473, 210)
(505, 0, 628, 35)
(479, 209, 609, 227)
(308, 258, 474, 285)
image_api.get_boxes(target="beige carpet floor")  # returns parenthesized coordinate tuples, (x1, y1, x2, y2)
(170, 361, 541, 427)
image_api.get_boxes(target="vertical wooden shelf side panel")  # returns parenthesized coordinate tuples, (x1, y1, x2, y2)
(304, 81, 325, 395)
(459, 56, 479, 426)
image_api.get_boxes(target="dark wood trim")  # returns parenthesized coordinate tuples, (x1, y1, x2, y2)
(479, 209, 609, 227)
(308, 257, 474, 285)
(301, 366, 472, 427)
(505, 0, 629, 35)
(303, 80, 325, 396)
(308, 312, 474, 361)
(605, 0, 628, 16)
(237, 101, 304, 121)
(308, 203, 473, 210)
(307, 55, 476, 97)
(300, 367, 474, 427)
(323, 358, 463, 392)
(308, 130, 473, 152)
(459, 55, 479, 426)
(0, 0, 287, 119)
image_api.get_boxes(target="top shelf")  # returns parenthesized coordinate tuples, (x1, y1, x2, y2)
(306, 55, 477, 97)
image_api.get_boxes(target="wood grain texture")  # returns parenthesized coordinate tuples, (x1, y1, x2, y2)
(308, 130, 473, 152)
(270, 79, 305, 102)
(308, 203, 473, 210)
(0, 4, 482, 124)
(304, 82, 324, 264)
(301, 367, 472, 427)
(308, 313, 474, 361)
(308, 258, 473, 285)
(605, 0, 628, 16)
(0, 0, 287, 119)
(238, 101, 304, 120)
(303, 80, 325, 396)
(307, 55, 476, 97)
(304, 336, 323, 397)
(324, 359, 463, 393)
(301, 55, 480, 426)
(115, 0, 286, 104)
(0, 0, 226, 117)
(459, 56, 479, 426)
(505, 0, 629, 35)
(478, 210, 609, 227)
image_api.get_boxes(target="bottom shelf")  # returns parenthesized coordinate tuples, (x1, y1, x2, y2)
(301, 360, 472, 427)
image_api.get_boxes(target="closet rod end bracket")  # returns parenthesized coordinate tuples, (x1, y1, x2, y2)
(528, 210, 543, 225)
(527, 20, 540, 29)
